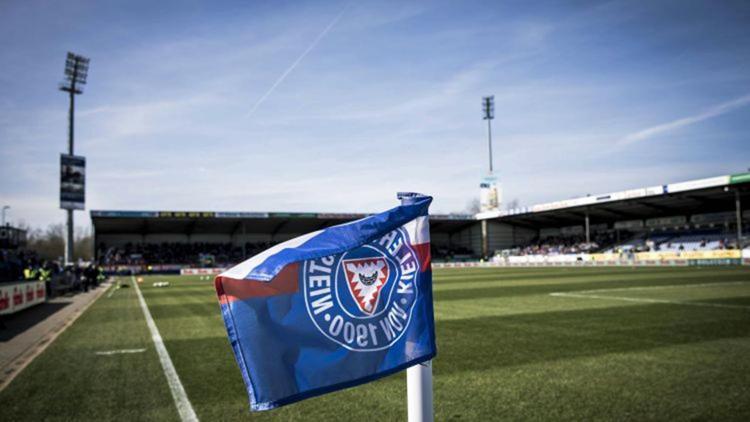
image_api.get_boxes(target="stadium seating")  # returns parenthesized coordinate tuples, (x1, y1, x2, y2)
(98, 241, 275, 267)
(508, 231, 620, 256)
(99, 241, 480, 267)
(604, 229, 740, 253)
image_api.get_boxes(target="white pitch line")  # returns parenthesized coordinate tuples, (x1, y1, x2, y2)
(132, 276, 199, 422)
(106, 283, 118, 298)
(550, 292, 750, 311)
(95, 348, 146, 356)
(572, 280, 750, 294)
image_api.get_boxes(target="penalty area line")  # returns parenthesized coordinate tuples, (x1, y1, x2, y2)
(132, 276, 199, 422)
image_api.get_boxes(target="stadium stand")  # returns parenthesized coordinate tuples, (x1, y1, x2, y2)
(91, 211, 479, 271)
(90, 172, 750, 269)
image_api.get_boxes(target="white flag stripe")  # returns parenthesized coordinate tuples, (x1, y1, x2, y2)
(403, 216, 430, 244)
(221, 215, 429, 281)
(220, 230, 323, 280)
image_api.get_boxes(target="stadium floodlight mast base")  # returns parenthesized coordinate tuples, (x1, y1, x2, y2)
(59, 52, 90, 265)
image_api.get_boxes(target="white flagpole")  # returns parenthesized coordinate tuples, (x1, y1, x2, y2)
(398, 192, 434, 422)
(407, 361, 433, 422)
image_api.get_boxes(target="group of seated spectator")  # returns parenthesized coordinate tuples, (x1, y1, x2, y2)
(100, 241, 482, 267)
(608, 229, 744, 253)
(98, 241, 279, 267)
(512, 232, 619, 256)
(431, 244, 475, 261)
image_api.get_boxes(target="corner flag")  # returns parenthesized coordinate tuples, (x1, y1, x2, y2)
(214, 193, 436, 411)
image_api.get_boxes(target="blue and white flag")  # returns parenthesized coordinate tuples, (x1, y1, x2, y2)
(215, 193, 436, 411)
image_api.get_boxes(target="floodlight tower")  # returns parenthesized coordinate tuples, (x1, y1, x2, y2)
(482, 96, 495, 173)
(59, 52, 90, 264)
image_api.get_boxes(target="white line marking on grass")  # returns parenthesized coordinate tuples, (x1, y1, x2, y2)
(95, 348, 146, 356)
(132, 276, 199, 422)
(550, 281, 750, 311)
(106, 282, 119, 298)
(573, 281, 750, 294)
(550, 292, 750, 310)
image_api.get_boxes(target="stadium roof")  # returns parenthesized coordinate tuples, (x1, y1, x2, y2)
(91, 172, 750, 235)
(480, 172, 750, 229)
(90, 210, 476, 236)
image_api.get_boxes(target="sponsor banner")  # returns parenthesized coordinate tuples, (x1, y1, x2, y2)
(646, 215, 687, 228)
(594, 186, 665, 203)
(315, 213, 366, 220)
(689, 259, 741, 266)
(0, 281, 46, 315)
(148, 264, 184, 272)
(635, 250, 741, 261)
(103, 264, 146, 274)
(589, 253, 627, 261)
(730, 172, 750, 185)
(157, 211, 215, 218)
(614, 220, 643, 230)
(502, 207, 531, 216)
(90, 210, 159, 218)
(180, 267, 227, 276)
(508, 254, 590, 264)
(476, 209, 502, 220)
(434, 260, 698, 268)
(269, 212, 317, 218)
(480, 174, 501, 212)
(60, 154, 85, 210)
(667, 175, 730, 193)
(528, 184, 666, 214)
(215, 212, 270, 218)
(432, 213, 475, 220)
(104, 264, 186, 274)
(433, 261, 496, 269)
(691, 211, 734, 224)
(532, 196, 596, 213)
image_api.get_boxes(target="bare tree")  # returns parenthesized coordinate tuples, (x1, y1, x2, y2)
(23, 223, 93, 261)
(505, 198, 520, 210)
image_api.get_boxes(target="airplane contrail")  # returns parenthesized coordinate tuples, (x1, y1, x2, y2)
(246, 5, 349, 118)
(619, 93, 750, 145)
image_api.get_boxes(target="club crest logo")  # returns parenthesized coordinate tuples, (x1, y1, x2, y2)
(343, 257, 388, 315)
(303, 228, 420, 352)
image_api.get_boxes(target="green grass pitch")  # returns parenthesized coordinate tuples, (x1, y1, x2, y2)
(1, 266, 750, 420)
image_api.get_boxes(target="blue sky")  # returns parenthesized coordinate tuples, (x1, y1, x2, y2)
(1, 0, 749, 228)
